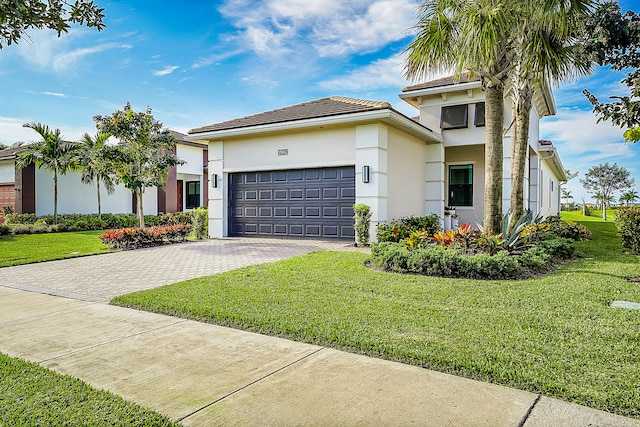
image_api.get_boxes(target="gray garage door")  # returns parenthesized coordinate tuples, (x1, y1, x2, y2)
(229, 166, 355, 239)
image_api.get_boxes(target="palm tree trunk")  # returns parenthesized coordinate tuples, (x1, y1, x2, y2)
(97, 179, 102, 219)
(510, 100, 531, 222)
(602, 201, 607, 221)
(53, 171, 58, 224)
(484, 83, 504, 234)
(137, 189, 145, 228)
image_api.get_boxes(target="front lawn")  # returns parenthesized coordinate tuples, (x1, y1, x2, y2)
(0, 231, 110, 267)
(112, 219, 640, 419)
(0, 352, 179, 426)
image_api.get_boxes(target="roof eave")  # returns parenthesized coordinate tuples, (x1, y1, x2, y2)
(399, 81, 483, 107)
(539, 146, 567, 181)
(187, 110, 443, 144)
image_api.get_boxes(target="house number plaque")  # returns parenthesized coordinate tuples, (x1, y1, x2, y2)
(278, 149, 288, 156)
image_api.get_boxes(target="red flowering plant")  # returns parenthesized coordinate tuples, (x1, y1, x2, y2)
(99, 223, 193, 250)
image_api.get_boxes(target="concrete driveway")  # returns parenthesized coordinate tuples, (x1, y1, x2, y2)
(0, 237, 354, 302)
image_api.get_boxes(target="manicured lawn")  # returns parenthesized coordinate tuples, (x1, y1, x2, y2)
(112, 219, 640, 419)
(0, 231, 111, 267)
(0, 352, 179, 426)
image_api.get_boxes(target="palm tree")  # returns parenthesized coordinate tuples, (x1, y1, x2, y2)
(620, 189, 639, 206)
(16, 123, 78, 224)
(78, 132, 116, 219)
(507, 1, 592, 223)
(404, 0, 515, 233)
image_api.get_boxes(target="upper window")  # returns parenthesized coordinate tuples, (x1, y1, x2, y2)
(449, 164, 473, 206)
(186, 181, 200, 209)
(441, 105, 468, 130)
(474, 102, 485, 127)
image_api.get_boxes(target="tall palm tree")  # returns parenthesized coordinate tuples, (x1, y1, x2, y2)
(508, 0, 592, 222)
(16, 122, 78, 224)
(78, 132, 116, 219)
(405, 0, 515, 233)
(620, 189, 639, 206)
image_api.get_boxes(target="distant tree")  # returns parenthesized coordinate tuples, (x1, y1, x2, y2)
(16, 122, 79, 223)
(620, 189, 639, 206)
(561, 188, 573, 210)
(580, 162, 635, 220)
(0, 143, 7, 150)
(565, 170, 579, 181)
(93, 103, 182, 228)
(0, 0, 105, 49)
(77, 132, 115, 219)
(582, 2, 640, 143)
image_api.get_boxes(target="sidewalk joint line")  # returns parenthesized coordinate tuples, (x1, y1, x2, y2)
(517, 395, 541, 427)
(0, 302, 99, 325)
(177, 347, 326, 422)
(37, 319, 189, 363)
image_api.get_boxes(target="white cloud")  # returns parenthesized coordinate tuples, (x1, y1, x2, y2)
(0, 116, 92, 145)
(15, 29, 132, 74)
(219, 0, 418, 57)
(319, 53, 409, 91)
(43, 92, 66, 98)
(152, 65, 180, 76)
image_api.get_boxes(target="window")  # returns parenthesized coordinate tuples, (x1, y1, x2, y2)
(474, 102, 485, 127)
(449, 164, 473, 206)
(186, 181, 200, 209)
(441, 105, 468, 129)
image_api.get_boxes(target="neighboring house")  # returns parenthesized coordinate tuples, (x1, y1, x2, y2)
(188, 79, 566, 240)
(0, 131, 207, 216)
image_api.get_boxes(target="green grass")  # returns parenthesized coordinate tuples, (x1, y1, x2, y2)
(112, 221, 640, 419)
(0, 231, 111, 267)
(0, 352, 179, 426)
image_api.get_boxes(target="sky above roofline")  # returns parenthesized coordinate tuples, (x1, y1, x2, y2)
(1, 0, 638, 203)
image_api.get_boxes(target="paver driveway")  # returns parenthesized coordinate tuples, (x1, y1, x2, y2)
(0, 238, 353, 302)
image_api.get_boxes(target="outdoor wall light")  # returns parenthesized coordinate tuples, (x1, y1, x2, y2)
(211, 174, 218, 188)
(362, 165, 370, 183)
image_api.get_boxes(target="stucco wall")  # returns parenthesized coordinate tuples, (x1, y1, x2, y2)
(386, 127, 427, 220)
(538, 158, 561, 217)
(0, 160, 14, 183)
(177, 144, 204, 175)
(34, 169, 146, 216)
(223, 127, 356, 172)
(445, 145, 485, 225)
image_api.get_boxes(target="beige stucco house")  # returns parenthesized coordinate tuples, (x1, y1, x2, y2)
(187, 78, 567, 240)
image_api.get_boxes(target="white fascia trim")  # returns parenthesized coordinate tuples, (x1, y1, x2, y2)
(399, 81, 483, 102)
(186, 110, 443, 144)
(224, 160, 354, 173)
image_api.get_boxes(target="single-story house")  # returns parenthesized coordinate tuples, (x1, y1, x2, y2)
(0, 131, 207, 216)
(188, 78, 566, 240)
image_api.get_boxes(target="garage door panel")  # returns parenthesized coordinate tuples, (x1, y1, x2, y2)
(230, 166, 355, 239)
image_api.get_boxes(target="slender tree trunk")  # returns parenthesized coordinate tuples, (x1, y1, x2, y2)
(602, 201, 607, 221)
(53, 171, 58, 224)
(510, 98, 531, 223)
(484, 83, 504, 234)
(97, 179, 102, 219)
(137, 189, 145, 228)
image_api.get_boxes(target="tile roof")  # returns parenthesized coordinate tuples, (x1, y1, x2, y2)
(0, 146, 28, 161)
(189, 96, 393, 134)
(402, 73, 481, 93)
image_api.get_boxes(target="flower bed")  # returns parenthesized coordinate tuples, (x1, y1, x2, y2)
(371, 216, 586, 280)
(99, 224, 192, 250)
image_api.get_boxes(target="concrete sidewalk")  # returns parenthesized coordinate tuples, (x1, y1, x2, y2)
(1, 286, 638, 426)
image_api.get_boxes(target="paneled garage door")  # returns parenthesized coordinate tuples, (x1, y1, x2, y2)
(229, 166, 355, 239)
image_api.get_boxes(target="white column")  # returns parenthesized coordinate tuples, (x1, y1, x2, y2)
(528, 153, 539, 216)
(425, 143, 445, 220)
(355, 123, 388, 242)
(502, 134, 512, 215)
(208, 140, 224, 238)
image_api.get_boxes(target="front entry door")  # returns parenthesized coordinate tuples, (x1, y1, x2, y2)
(177, 180, 183, 212)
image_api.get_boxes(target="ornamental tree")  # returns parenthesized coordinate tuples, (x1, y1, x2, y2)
(93, 103, 182, 228)
(582, 2, 640, 143)
(580, 162, 635, 220)
(0, 0, 105, 49)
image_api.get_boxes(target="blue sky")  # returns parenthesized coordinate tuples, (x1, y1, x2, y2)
(1, 0, 638, 203)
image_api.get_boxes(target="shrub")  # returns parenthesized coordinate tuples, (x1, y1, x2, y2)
(377, 214, 440, 243)
(4, 213, 37, 224)
(537, 237, 575, 259)
(161, 211, 193, 225)
(99, 224, 192, 250)
(615, 206, 640, 254)
(353, 203, 372, 246)
(191, 207, 208, 239)
(0, 224, 9, 235)
(544, 216, 591, 241)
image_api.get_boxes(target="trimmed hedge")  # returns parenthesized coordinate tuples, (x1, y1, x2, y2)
(377, 214, 441, 243)
(370, 237, 574, 280)
(98, 224, 193, 250)
(615, 206, 640, 254)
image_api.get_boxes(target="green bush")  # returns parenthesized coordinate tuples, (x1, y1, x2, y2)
(614, 206, 640, 254)
(99, 224, 193, 250)
(543, 216, 591, 240)
(370, 236, 571, 280)
(353, 203, 371, 246)
(377, 214, 440, 243)
(191, 207, 208, 239)
(0, 224, 9, 235)
(4, 213, 37, 224)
